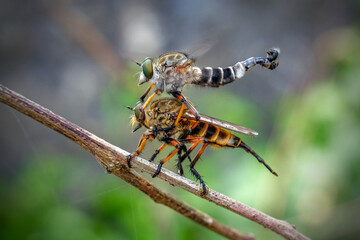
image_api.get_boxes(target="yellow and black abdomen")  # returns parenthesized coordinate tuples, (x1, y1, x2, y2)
(190, 121, 242, 148)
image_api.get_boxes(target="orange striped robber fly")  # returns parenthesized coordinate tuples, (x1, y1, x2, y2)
(126, 97, 278, 194)
(135, 48, 279, 121)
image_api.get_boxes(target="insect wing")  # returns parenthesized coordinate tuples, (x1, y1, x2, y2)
(184, 112, 258, 136)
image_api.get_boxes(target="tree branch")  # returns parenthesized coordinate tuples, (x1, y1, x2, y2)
(0, 84, 310, 240)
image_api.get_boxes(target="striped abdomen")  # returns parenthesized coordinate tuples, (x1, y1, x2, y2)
(193, 48, 279, 87)
(190, 122, 242, 148)
(194, 63, 245, 87)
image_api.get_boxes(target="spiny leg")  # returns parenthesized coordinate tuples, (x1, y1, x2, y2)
(177, 142, 199, 176)
(180, 137, 209, 194)
(241, 48, 279, 70)
(152, 138, 182, 178)
(127, 133, 154, 168)
(176, 144, 191, 176)
(172, 92, 200, 120)
(149, 139, 188, 175)
(178, 141, 200, 163)
(189, 143, 209, 195)
(239, 141, 278, 176)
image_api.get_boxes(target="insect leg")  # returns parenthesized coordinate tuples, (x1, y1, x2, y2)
(174, 102, 185, 127)
(176, 144, 188, 176)
(127, 133, 154, 168)
(189, 143, 209, 195)
(172, 92, 200, 120)
(177, 142, 199, 176)
(141, 92, 156, 110)
(149, 142, 167, 162)
(238, 141, 278, 176)
(139, 83, 155, 102)
(152, 138, 181, 178)
(180, 137, 208, 144)
(179, 142, 200, 161)
(140, 88, 163, 110)
(150, 140, 189, 174)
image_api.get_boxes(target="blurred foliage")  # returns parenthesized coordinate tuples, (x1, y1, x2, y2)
(2, 29, 360, 240)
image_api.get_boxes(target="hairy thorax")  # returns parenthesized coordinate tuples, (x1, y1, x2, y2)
(145, 98, 192, 139)
(155, 52, 201, 93)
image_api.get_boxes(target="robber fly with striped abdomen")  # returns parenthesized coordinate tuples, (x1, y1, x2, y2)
(127, 97, 277, 194)
(135, 48, 279, 121)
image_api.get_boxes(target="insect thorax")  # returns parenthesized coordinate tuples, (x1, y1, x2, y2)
(145, 98, 192, 138)
(157, 52, 190, 67)
(154, 52, 201, 93)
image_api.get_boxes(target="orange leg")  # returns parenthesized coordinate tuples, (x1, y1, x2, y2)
(179, 136, 209, 194)
(127, 133, 154, 167)
(181, 137, 208, 144)
(152, 138, 182, 178)
(174, 102, 185, 127)
(177, 142, 199, 176)
(191, 121, 200, 130)
(141, 92, 156, 110)
(163, 139, 190, 170)
(178, 141, 199, 163)
(172, 92, 200, 120)
(190, 143, 208, 168)
(141, 88, 162, 110)
(190, 143, 209, 195)
(149, 142, 167, 162)
(139, 83, 155, 102)
(186, 142, 200, 154)
(152, 148, 179, 178)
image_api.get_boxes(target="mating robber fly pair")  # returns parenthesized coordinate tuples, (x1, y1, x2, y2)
(126, 48, 280, 194)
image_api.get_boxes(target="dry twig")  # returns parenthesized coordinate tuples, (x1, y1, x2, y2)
(0, 84, 310, 240)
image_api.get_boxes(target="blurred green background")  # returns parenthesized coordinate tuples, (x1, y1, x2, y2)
(1, 1, 360, 239)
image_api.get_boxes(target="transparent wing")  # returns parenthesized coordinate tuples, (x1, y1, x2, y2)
(184, 112, 259, 136)
(180, 29, 231, 61)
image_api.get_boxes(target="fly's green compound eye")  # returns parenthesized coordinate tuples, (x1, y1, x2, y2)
(133, 104, 141, 120)
(142, 57, 153, 79)
(134, 106, 140, 120)
(133, 102, 144, 122)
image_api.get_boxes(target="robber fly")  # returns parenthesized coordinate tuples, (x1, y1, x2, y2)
(127, 98, 277, 194)
(135, 48, 279, 120)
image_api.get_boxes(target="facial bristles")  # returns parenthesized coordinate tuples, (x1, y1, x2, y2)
(132, 60, 141, 66)
(130, 115, 138, 127)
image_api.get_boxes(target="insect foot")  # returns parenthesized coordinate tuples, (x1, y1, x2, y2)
(126, 154, 134, 168)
